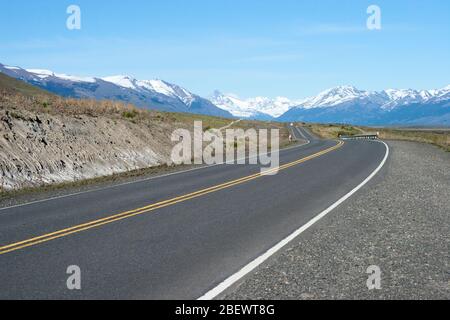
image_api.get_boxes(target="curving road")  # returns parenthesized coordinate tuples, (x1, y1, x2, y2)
(0, 127, 388, 299)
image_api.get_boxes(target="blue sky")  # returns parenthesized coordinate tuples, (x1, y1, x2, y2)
(1, 0, 449, 99)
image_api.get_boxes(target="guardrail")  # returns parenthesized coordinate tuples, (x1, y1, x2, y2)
(339, 134, 379, 140)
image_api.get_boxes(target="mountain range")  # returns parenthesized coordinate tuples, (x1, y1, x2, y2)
(279, 85, 450, 126)
(209, 86, 450, 126)
(0, 63, 232, 118)
(1, 62, 449, 126)
(209, 91, 298, 120)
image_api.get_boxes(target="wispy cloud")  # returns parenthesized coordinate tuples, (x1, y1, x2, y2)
(234, 53, 303, 63)
(296, 24, 367, 36)
(293, 23, 421, 36)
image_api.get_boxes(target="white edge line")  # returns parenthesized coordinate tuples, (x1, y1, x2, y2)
(198, 140, 390, 300)
(294, 126, 309, 141)
(0, 129, 311, 212)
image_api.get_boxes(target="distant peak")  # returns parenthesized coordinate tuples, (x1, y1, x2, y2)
(211, 89, 224, 96)
(101, 75, 139, 89)
(103, 75, 135, 81)
(336, 85, 357, 89)
(26, 69, 55, 77)
(4, 65, 22, 71)
(325, 85, 360, 93)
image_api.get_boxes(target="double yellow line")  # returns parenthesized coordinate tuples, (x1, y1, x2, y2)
(0, 141, 344, 256)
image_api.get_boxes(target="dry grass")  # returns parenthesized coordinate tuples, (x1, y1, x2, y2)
(0, 91, 223, 135)
(305, 123, 364, 139)
(376, 128, 450, 152)
(0, 90, 294, 151)
(0, 70, 293, 145)
(306, 122, 450, 152)
(0, 92, 143, 118)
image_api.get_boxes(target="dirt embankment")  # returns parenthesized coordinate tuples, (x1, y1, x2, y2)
(0, 92, 290, 191)
(0, 72, 290, 192)
(0, 108, 180, 190)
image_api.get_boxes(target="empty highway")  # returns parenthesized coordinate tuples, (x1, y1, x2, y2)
(0, 127, 389, 299)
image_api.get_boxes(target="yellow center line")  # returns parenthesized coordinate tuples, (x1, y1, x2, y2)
(0, 141, 344, 255)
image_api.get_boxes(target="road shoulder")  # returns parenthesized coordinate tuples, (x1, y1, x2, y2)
(225, 140, 450, 300)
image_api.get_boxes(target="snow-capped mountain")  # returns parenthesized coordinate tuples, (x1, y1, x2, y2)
(210, 91, 299, 120)
(279, 85, 450, 126)
(101, 75, 197, 106)
(1, 62, 449, 125)
(297, 86, 373, 109)
(211, 85, 450, 125)
(25, 68, 97, 83)
(291, 85, 450, 110)
(0, 63, 232, 118)
(381, 87, 450, 109)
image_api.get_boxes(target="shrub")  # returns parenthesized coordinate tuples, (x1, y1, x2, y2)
(9, 111, 24, 120)
(122, 110, 138, 119)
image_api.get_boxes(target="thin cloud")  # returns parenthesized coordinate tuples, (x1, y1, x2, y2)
(235, 54, 303, 63)
(297, 24, 367, 35)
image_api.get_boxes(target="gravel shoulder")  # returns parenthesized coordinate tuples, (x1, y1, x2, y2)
(226, 140, 450, 300)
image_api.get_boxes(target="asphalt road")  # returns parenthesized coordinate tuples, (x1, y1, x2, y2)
(0, 127, 388, 299)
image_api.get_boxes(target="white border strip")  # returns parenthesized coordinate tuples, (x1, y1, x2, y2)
(294, 126, 309, 141)
(198, 140, 390, 300)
